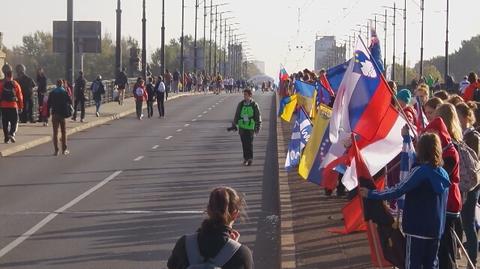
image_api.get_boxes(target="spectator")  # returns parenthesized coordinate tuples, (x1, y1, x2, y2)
(133, 77, 148, 120)
(15, 64, 35, 123)
(447, 94, 464, 106)
(172, 69, 180, 94)
(72, 71, 87, 122)
(47, 79, 72, 156)
(114, 67, 128, 105)
(167, 187, 253, 269)
(145, 77, 155, 118)
(434, 90, 450, 101)
(0, 64, 23, 144)
(415, 83, 430, 107)
(462, 72, 479, 102)
(459, 76, 470, 94)
(164, 69, 172, 100)
(91, 75, 105, 117)
(36, 68, 47, 123)
(155, 76, 166, 118)
(424, 97, 444, 123)
(396, 89, 417, 126)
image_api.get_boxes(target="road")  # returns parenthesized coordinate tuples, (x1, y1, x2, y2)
(0, 92, 280, 269)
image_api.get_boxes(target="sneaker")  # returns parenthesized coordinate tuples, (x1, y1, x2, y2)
(247, 159, 253, 166)
(43, 122, 48, 126)
(243, 160, 248, 166)
(4, 138, 10, 144)
(140, 114, 144, 120)
(80, 119, 85, 123)
(9, 136, 16, 143)
(53, 150, 59, 156)
(62, 149, 70, 155)
(72, 118, 77, 122)
(96, 112, 100, 117)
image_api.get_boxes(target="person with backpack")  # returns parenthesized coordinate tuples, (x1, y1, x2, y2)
(426, 111, 461, 269)
(0, 63, 24, 144)
(167, 187, 253, 269)
(91, 75, 105, 117)
(145, 77, 156, 118)
(133, 77, 148, 120)
(72, 71, 87, 122)
(455, 102, 480, 267)
(231, 88, 262, 166)
(155, 76, 166, 118)
(47, 80, 73, 156)
(360, 132, 451, 269)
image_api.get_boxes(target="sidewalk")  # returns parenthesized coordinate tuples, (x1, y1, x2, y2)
(0, 93, 190, 157)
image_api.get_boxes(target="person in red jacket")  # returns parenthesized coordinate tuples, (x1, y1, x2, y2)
(396, 88, 418, 127)
(133, 77, 148, 120)
(462, 72, 479, 102)
(424, 117, 461, 269)
(0, 64, 24, 144)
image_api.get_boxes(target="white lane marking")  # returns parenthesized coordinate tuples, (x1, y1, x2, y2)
(184, 124, 190, 127)
(176, 129, 183, 132)
(203, 111, 207, 114)
(0, 170, 123, 259)
(208, 107, 212, 110)
(133, 156, 144, 161)
(152, 145, 159, 150)
(165, 136, 173, 140)
(197, 115, 203, 118)
(192, 119, 197, 122)
(0, 210, 205, 215)
(212, 105, 216, 108)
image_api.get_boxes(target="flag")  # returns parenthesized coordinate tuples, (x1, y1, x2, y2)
(330, 38, 393, 143)
(415, 96, 428, 131)
(326, 60, 350, 92)
(278, 94, 298, 122)
(369, 28, 384, 74)
(316, 74, 335, 106)
(298, 104, 332, 183)
(329, 195, 367, 234)
(285, 108, 312, 170)
(279, 67, 289, 81)
(294, 80, 316, 98)
(396, 135, 416, 209)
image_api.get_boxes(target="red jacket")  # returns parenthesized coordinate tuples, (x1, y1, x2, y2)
(424, 117, 461, 214)
(133, 85, 148, 102)
(462, 82, 480, 102)
(0, 78, 24, 109)
(403, 106, 418, 127)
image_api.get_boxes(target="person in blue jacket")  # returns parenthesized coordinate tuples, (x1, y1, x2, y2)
(360, 131, 451, 269)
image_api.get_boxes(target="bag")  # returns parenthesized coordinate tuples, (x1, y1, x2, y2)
(185, 233, 241, 269)
(64, 104, 74, 118)
(1, 81, 18, 102)
(91, 81, 100, 93)
(453, 141, 480, 192)
(135, 87, 144, 97)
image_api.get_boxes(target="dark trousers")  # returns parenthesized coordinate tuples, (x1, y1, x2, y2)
(1, 108, 18, 140)
(37, 93, 45, 121)
(239, 129, 254, 161)
(135, 100, 143, 119)
(20, 97, 34, 122)
(52, 114, 67, 152)
(73, 97, 85, 120)
(156, 93, 165, 117)
(147, 100, 154, 118)
(462, 186, 480, 266)
(94, 98, 101, 113)
(406, 235, 440, 269)
(439, 216, 458, 269)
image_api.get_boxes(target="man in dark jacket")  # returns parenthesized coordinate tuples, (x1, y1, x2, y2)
(145, 77, 155, 118)
(36, 68, 47, 122)
(114, 68, 128, 105)
(48, 80, 72, 156)
(72, 71, 87, 122)
(15, 64, 35, 123)
(232, 88, 261, 166)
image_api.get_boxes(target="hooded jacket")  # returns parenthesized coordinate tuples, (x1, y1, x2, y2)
(368, 163, 450, 239)
(0, 78, 24, 109)
(424, 117, 462, 215)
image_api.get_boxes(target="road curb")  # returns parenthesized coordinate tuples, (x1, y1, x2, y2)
(276, 93, 297, 269)
(0, 93, 189, 157)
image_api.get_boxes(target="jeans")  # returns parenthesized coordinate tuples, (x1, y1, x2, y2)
(147, 100, 154, 118)
(20, 96, 34, 122)
(156, 92, 165, 117)
(94, 99, 101, 113)
(1, 108, 18, 140)
(52, 114, 67, 152)
(462, 186, 480, 266)
(73, 97, 85, 120)
(239, 129, 254, 161)
(135, 100, 143, 119)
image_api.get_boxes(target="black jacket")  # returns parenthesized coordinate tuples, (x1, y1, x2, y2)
(74, 76, 87, 99)
(146, 83, 156, 102)
(15, 75, 36, 98)
(167, 224, 253, 269)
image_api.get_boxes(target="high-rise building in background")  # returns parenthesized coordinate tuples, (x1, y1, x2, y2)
(314, 36, 346, 71)
(252, 60, 265, 74)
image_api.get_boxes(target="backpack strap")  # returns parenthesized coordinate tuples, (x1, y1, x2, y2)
(185, 233, 203, 266)
(209, 238, 242, 267)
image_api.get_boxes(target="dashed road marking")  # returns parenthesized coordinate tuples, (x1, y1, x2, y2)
(197, 115, 203, 118)
(133, 156, 144, 161)
(165, 136, 173, 140)
(184, 124, 190, 127)
(203, 111, 207, 114)
(192, 119, 197, 122)
(176, 129, 183, 132)
(152, 145, 159, 149)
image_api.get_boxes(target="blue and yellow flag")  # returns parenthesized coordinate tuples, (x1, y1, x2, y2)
(278, 94, 298, 122)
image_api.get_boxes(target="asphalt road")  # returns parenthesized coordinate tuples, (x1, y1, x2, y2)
(0, 92, 280, 269)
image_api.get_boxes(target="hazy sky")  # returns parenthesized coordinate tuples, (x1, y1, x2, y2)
(1, 0, 479, 78)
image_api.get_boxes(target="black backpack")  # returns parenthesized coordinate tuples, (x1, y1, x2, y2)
(1, 80, 18, 102)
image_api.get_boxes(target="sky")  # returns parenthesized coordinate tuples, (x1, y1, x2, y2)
(1, 0, 479, 79)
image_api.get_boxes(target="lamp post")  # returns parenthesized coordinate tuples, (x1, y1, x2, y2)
(194, 0, 199, 73)
(115, 0, 122, 76)
(444, 0, 449, 83)
(141, 0, 147, 79)
(180, 0, 185, 87)
(420, 0, 425, 78)
(161, 0, 165, 75)
(66, 0, 74, 84)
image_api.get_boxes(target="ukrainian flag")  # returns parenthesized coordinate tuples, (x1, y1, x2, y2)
(278, 94, 298, 122)
(298, 104, 332, 182)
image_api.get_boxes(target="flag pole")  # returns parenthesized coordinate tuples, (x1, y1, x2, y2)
(357, 35, 418, 139)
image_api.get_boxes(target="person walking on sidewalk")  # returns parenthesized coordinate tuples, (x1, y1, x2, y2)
(72, 71, 87, 122)
(47, 80, 73, 156)
(167, 187, 254, 269)
(146, 77, 156, 118)
(115, 68, 128, 105)
(15, 64, 35, 123)
(0, 64, 24, 144)
(155, 75, 166, 118)
(36, 68, 47, 123)
(232, 88, 262, 166)
(133, 77, 148, 120)
(172, 69, 180, 94)
(164, 69, 172, 100)
(91, 75, 105, 117)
